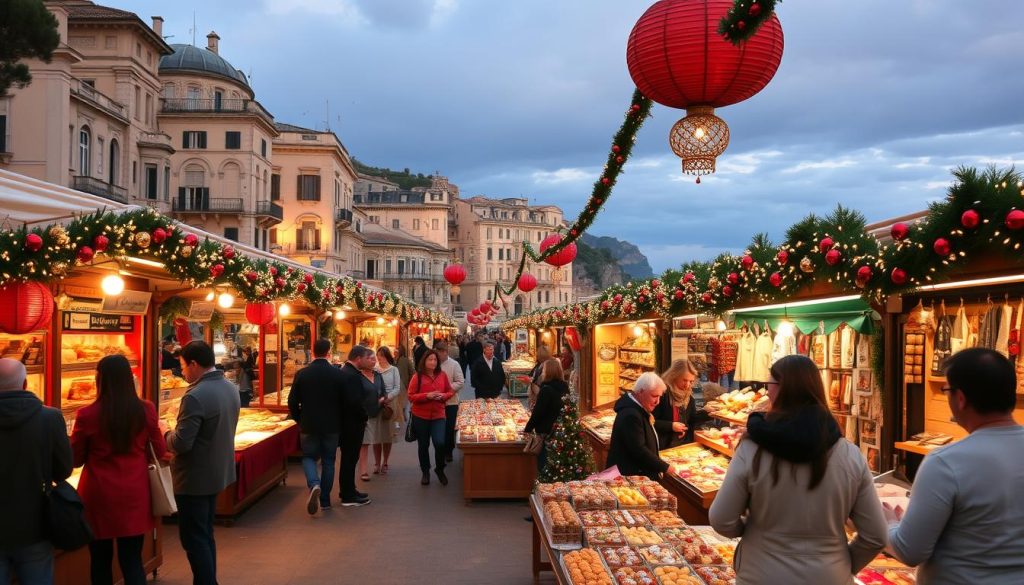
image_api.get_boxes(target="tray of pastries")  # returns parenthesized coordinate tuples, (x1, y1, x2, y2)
(661, 445, 730, 493)
(644, 510, 685, 528)
(66, 377, 97, 402)
(570, 482, 618, 510)
(654, 526, 702, 546)
(543, 501, 582, 547)
(562, 549, 613, 585)
(536, 482, 571, 504)
(652, 565, 705, 585)
(693, 566, 736, 585)
(579, 510, 615, 527)
(597, 546, 645, 569)
(635, 484, 677, 510)
(638, 544, 686, 566)
(610, 510, 650, 528)
(855, 567, 916, 585)
(611, 566, 658, 585)
(621, 526, 663, 547)
(704, 387, 768, 421)
(610, 486, 650, 509)
(585, 526, 626, 547)
(679, 540, 725, 565)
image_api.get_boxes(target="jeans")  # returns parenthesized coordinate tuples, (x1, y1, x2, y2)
(0, 541, 53, 585)
(175, 493, 218, 585)
(411, 415, 446, 473)
(89, 534, 146, 585)
(443, 404, 459, 459)
(338, 426, 365, 499)
(300, 432, 339, 506)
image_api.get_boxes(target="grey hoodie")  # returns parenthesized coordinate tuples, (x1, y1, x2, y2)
(0, 390, 73, 548)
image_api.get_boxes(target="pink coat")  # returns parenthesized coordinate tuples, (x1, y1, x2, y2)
(71, 400, 167, 539)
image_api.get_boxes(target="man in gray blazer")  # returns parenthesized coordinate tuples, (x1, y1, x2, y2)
(161, 341, 240, 585)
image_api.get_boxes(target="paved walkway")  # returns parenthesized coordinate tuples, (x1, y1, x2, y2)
(157, 368, 557, 584)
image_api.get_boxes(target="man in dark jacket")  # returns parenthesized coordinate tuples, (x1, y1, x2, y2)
(337, 345, 372, 507)
(607, 372, 673, 480)
(463, 333, 484, 376)
(289, 338, 344, 514)
(470, 341, 506, 399)
(162, 341, 240, 585)
(412, 336, 427, 369)
(0, 358, 72, 584)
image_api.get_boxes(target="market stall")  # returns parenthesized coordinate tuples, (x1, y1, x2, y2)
(455, 399, 536, 500)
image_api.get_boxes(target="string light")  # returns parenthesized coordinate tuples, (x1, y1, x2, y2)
(217, 292, 234, 309)
(101, 274, 125, 296)
(278, 303, 291, 316)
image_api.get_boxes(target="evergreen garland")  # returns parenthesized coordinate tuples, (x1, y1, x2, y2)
(538, 393, 596, 483)
(719, 0, 780, 44)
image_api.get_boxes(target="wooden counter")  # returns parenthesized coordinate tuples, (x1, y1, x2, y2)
(529, 494, 570, 584)
(216, 424, 299, 522)
(55, 526, 162, 584)
(659, 474, 715, 525)
(459, 439, 537, 501)
(583, 428, 610, 471)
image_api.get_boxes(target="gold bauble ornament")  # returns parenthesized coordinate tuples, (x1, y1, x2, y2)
(51, 261, 69, 277)
(134, 231, 152, 249)
(708, 277, 720, 289)
(49, 225, 70, 246)
(181, 245, 194, 258)
(800, 256, 815, 273)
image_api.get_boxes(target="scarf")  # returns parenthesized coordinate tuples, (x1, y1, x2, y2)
(746, 405, 842, 464)
(668, 383, 692, 409)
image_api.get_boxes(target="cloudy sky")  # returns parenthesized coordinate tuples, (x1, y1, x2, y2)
(136, 0, 1024, 272)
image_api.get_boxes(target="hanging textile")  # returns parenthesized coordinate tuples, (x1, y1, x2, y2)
(996, 303, 1013, 358)
(932, 312, 953, 376)
(735, 330, 756, 382)
(752, 331, 773, 383)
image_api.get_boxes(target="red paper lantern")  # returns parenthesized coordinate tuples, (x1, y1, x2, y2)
(443, 263, 467, 286)
(539, 234, 578, 267)
(245, 302, 275, 326)
(517, 273, 537, 293)
(626, 0, 783, 177)
(0, 281, 54, 334)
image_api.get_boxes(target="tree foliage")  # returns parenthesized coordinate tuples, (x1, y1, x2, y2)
(0, 0, 60, 97)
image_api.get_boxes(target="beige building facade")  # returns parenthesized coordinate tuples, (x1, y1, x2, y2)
(450, 196, 574, 315)
(361, 223, 452, 311)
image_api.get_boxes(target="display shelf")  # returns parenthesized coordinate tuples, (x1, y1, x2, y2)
(62, 358, 139, 372)
(894, 440, 953, 456)
(709, 411, 749, 426)
(695, 431, 736, 458)
(618, 360, 656, 368)
(25, 364, 45, 375)
(618, 347, 651, 353)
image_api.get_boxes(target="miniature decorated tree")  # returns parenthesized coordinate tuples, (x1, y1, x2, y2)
(538, 394, 596, 483)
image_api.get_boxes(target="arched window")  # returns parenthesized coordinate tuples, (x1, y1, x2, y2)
(222, 162, 241, 196)
(179, 164, 208, 210)
(108, 139, 119, 185)
(514, 295, 524, 315)
(78, 126, 91, 176)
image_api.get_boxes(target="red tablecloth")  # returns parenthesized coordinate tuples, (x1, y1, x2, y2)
(234, 424, 300, 499)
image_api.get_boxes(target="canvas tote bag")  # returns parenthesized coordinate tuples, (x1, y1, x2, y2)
(148, 442, 177, 516)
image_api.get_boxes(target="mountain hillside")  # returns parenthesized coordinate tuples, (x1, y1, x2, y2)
(579, 233, 654, 280)
(573, 234, 654, 297)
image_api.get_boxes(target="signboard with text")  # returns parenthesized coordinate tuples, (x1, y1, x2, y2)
(62, 312, 135, 332)
(100, 290, 151, 315)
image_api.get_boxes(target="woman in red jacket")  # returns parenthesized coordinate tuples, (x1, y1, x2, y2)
(408, 349, 454, 486)
(71, 354, 166, 585)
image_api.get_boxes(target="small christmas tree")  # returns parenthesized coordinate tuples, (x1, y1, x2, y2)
(538, 394, 596, 483)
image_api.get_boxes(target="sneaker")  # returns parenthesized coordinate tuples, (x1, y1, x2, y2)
(354, 490, 369, 499)
(321, 505, 332, 511)
(341, 495, 371, 507)
(435, 469, 448, 486)
(307, 486, 321, 515)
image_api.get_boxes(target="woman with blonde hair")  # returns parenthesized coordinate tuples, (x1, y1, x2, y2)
(523, 358, 569, 474)
(652, 359, 709, 448)
(525, 346, 552, 410)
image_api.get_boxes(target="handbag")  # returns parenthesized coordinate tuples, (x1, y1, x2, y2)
(404, 375, 422, 443)
(148, 442, 177, 516)
(380, 402, 395, 421)
(44, 481, 93, 551)
(523, 431, 545, 455)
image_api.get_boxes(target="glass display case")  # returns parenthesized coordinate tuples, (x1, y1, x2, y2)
(0, 331, 47, 399)
(593, 320, 659, 409)
(355, 318, 398, 351)
(262, 317, 311, 408)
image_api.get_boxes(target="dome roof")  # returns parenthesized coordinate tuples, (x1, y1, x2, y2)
(159, 44, 250, 90)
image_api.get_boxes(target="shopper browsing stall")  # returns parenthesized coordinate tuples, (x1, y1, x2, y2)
(886, 348, 1024, 584)
(652, 359, 710, 448)
(523, 358, 569, 474)
(606, 372, 672, 480)
(338, 346, 373, 507)
(408, 349, 455, 486)
(709, 355, 887, 584)
(433, 341, 464, 464)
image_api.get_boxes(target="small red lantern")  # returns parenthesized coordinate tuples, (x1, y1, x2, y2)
(0, 281, 54, 334)
(539, 234, 578, 267)
(443, 263, 467, 295)
(245, 302, 276, 326)
(517, 272, 537, 293)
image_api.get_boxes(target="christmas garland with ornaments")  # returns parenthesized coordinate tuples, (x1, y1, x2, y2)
(719, 0, 780, 44)
(0, 207, 455, 327)
(502, 166, 1024, 331)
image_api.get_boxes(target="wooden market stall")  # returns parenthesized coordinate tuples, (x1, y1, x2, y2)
(456, 398, 537, 501)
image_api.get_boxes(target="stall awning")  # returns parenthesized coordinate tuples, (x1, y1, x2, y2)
(730, 297, 877, 335)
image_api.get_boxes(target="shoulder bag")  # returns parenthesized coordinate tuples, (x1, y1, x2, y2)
(523, 431, 545, 455)
(404, 375, 421, 443)
(148, 442, 177, 516)
(35, 413, 92, 551)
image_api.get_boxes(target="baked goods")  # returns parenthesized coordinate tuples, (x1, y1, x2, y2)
(579, 510, 614, 527)
(635, 484, 677, 510)
(585, 526, 626, 547)
(644, 510, 684, 528)
(638, 543, 685, 566)
(536, 482, 571, 503)
(661, 445, 730, 493)
(544, 501, 582, 545)
(620, 526, 663, 546)
(704, 387, 768, 419)
(610, 486, 649, 509)
(856, 568, 915, 585)
(611, 566, 657, 585)
(693, 566, 736, 585)
(67, 378, 96, 401)
(655, 526, 702, 545)
(563, 549, 613, 585)
(597, 545, 645, 568)
(652, 566, 704, 585)
(571, 482, 618, 510)
(679, 540, 725, 565)
(610, 510, 649, 527)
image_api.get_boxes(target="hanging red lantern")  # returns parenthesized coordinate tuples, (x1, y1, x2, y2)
(626, 0, 783, 178)
(443, 263, 467, 295)
(517, 272, 537, 293)
(539, 234, 578, 267)
(245, 302, 275, 326)
(0, 281, 54, 334)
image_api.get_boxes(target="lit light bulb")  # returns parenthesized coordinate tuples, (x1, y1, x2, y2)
(101, 274, 125, 296)
(334, 310, 345, 320)
(376, 317, 385, 325)
(716, 320, 727, 331)
(217, 292, 234, 309)
(778, 320, 795, 336)
(391, 319, 398, 326)
(278, 303, 291, 316)
(694, 127, 706, 140)
(633, 325, 643, 337)
(205, 291, 215, 302)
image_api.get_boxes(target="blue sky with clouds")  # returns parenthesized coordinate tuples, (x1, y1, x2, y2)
(133, 0, 1024, 272)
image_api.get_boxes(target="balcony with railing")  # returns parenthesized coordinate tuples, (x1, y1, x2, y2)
(346, 270, 366, 279)
(72, 176, 128, 203)
(70, 79, 128, 122)
(381, 272, 436, 282)
(172, 197, 243, 213)
(335, 208, 353, 227)
(254, 200, 283, 223)
(160, 98, 274, 124)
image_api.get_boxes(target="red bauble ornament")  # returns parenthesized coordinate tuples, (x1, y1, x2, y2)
(637, 295, 647, 304)
(222, 245, 235, 260)
(183, 234, 199, 247)
(933, 238, 951, 256)
(601, 177, 610, 185)
(613, 294, 623, 304)
(152, 228, 167, 244)
(891, 268, 908, 285)
(960, 209, 980, 229)
(740, 255, 754, 270)
(722, 285, 734, 297)
(701, 292, 713, 304)
(891, 223, 910, 241)
(92, 234, 109, 253)
(727, 272, 739, 285)
(77, 246, 95, 263)
(297, 283, 307, 293)
(769, 272, 782, 287)
(356, 282, 362, 289)
(246, 271, 258, 282)
(1006, 210, 1024, 230)
(24, 233, 43, 252)
(615, 156, 624, 164)
(825, 249, 842, 266)
(269, 267, 279, 276)
(651, 279, 661, 288)
(274, 277, 286, 288)
(612, 145, 621, 153)
(674, 290, 684, 300)
(1010, 342, 1021, 357)
(600, 300, 610, 310)
(682, 272, 695, 284)
(210, 263, 224, 278)
(244, 302, 275, 326)
(443, 263, 467, 287)
(818, 237, 834, 253)
(303, 273, 314, 284)
(776, 250, 789, 265)
(748, 2, 762, 17)
(857, 266, 873, 281)
(736, 20, 747, 30)
(539, 234, 578, 267)
(0, 281, 54, 334)
(517, 273, 537, 293)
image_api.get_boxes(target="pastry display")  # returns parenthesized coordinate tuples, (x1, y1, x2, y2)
(597, 546, 645, 568)
(579, 510, 615, 527)
(638, 544, 685, 566)
(66, 378, 96, 401)
(570, 482, 618, 510)
(60, 340, 134, 364)
(679, 540, 725, 565)
(581, 410, 616, 443)
(584, 526, 626, 547)
(696, 427, 742, 452)
(610, 486, 650, 509)
(611, 566, 657, 585)
(714, 543, 735, 565)
(693, 566, 736, 585)
(644, 510, 684, 528)
(652, 565, 704, 585)
(610, 510, 649, 527)
(536, 482, 572, 504)
(620, 526, 663, 547)
(635, 484, 677, 510)
(455, 399, 529, 443)
(562, 549, 613, 585)
(655, 526, 702, 545)
(704, 387, 768, 421)
(661, 445, 730, 493)
(856, 568, 916, 585)
(544, 501, 582, 545)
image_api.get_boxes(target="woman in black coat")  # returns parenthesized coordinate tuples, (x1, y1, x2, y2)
(523, 358, 569, 474)
(653, 359, 710, 448)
